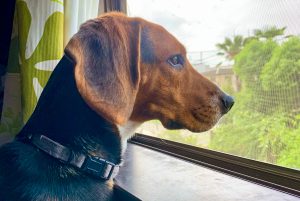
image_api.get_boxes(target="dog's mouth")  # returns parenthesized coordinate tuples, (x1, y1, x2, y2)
(162, 118, 216, 133)
(161, 109, 222, 133)
(163, 120, 185, 130)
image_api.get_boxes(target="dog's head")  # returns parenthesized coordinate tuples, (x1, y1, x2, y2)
(66, 12, 234, 133)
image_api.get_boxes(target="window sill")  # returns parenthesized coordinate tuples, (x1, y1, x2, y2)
(115, 141, 300, 201)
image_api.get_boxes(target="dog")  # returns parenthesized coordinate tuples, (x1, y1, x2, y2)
(0, 12, 234, 201)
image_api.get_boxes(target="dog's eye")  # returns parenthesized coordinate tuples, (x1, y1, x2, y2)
(167, 55, 184, 69)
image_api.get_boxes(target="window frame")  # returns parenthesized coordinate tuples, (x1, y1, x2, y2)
(123, 0, 300, 197)
(130, 133, 300, 197)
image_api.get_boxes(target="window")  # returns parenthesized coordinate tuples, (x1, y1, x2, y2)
(127, 0, 300, 170)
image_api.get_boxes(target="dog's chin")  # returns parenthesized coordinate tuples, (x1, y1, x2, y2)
(186, 123, 215, 133)
(188, 111, 223, 132)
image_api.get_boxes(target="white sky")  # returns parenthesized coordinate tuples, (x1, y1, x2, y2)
(127, 0, 300, 53)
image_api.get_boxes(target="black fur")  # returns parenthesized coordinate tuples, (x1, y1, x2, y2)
(0, 55, 122, 201)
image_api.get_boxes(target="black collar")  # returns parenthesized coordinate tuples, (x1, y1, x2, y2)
(18, 135, 120, 180)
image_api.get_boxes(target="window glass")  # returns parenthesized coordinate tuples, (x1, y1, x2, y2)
(127, 0, 300, 170)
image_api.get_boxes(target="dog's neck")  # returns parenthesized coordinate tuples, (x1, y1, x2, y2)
(17, 55, 122, 165)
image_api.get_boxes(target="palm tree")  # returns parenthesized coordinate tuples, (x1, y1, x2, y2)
(253, 26, 286, 40)
(216, 35, 244, 60)
(216, 27, 287, 62)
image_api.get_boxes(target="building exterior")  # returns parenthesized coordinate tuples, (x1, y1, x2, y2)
(194, 64, 240, 93)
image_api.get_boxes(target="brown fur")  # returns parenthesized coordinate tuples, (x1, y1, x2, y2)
(66, 12, 225, 132)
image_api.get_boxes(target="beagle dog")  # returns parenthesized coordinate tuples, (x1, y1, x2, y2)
(0, 12, 234, 201)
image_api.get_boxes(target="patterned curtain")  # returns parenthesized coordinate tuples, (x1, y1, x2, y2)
(0, 0, 100, 144)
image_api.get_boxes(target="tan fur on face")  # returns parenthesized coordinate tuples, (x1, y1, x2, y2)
(65, 12, 224, 133)
(129, 19, 223, 132)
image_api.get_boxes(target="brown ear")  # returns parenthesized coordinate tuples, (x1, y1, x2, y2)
(65, 14, 141, 125)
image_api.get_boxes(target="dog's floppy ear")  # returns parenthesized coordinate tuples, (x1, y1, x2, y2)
(65, 14, 141, 125)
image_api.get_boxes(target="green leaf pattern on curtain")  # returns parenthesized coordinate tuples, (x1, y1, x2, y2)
(16, 0, 64, 122)
(1, 0, 100, 141)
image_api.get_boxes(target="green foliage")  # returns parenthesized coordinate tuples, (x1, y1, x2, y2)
(210, 35, 300, 169)
(234, 39, 279, 113)
(277, 118, 300, 169)
(234, 39, 277, 87)
(261, 37, 300, 91)
(210, 108, 298, 164)
(0, 108, 23, 136)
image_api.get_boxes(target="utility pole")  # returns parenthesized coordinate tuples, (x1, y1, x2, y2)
(200, 51, 203, 64)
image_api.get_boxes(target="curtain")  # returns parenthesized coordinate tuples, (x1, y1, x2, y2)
(0, 0, 103, 143)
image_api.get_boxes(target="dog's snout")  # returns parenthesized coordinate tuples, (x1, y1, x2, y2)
(221, 94, 234, 114)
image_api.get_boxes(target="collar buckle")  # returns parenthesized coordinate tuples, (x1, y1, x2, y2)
(82, 156, 119, 180)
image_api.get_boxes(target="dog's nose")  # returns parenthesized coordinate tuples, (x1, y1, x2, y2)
(221, 95, 234, 114)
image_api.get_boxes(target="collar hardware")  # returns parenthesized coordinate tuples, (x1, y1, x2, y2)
(19, 134, 120, 180)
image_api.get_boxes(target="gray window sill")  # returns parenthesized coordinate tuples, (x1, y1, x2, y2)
(115, 143, 300, 201)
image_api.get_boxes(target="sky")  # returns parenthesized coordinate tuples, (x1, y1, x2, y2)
(127, 0, 300, 64)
